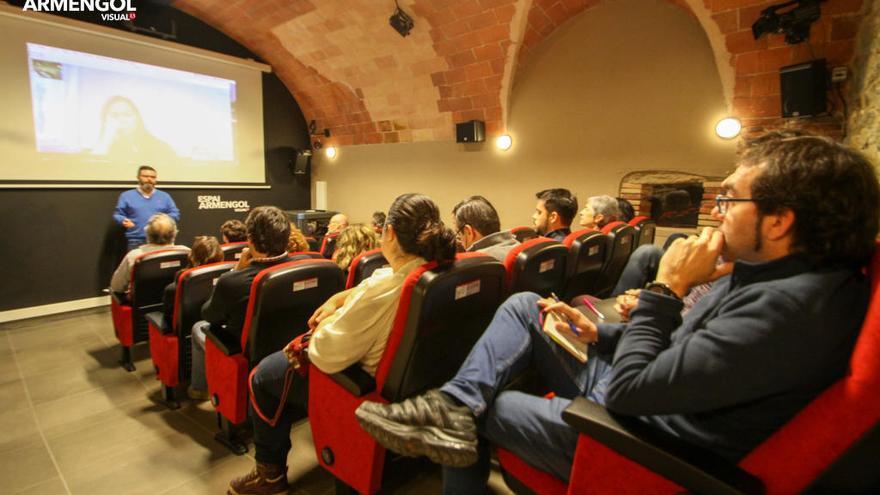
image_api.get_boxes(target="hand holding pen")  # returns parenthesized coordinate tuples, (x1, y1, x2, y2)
(537, 293, 598, 345)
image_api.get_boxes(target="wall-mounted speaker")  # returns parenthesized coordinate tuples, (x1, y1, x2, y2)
(291, 149, 312, 175)
(456, 120, 485, 143)
(780, 59, 827, 118)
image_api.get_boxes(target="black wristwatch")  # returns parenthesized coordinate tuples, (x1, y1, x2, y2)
(644, 281, 683, 301)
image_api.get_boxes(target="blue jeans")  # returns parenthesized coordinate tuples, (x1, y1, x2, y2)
(612, 244, 664, 295)
(440, 292, 614, 494)
(190, 321, 208, 392)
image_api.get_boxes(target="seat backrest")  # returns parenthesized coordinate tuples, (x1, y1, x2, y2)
(220, 242, 248, 261)
(503, 237, 568, 297)
(320, 233, 339, 259)
(662, 232, 689, 251)
(562, 229, 608, 300)
(130, 249, 191, 312)
(241, 259, 345, 364)
(288, 251, 324, 261)
(740, 242, 880, 494)
(629, 216, 656, 248)
(305, 236, 320, 251)
(592, 222, 637, 297)
(172, 261, 236, 337)
(375, 253, 506, 402)
(510, 226, 538, 243)
(345, 248, 389, 289)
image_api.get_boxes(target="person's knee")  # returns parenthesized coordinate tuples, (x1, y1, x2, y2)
(505, 292, 541, 312)
(631, 244, 663, 264)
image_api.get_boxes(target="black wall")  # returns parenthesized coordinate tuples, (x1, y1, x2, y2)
(0, 4, 311, 311)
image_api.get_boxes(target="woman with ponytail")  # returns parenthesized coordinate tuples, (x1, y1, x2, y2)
(228, 193, 456, 495)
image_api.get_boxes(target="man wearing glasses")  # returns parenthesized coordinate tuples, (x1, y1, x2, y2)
(356, 133, 880, 493)
(452, 195, 519, 261)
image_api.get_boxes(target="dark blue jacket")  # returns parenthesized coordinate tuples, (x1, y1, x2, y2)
(596, 254, 868, 460)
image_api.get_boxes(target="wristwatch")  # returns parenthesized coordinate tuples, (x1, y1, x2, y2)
(644, 281, 683, 301)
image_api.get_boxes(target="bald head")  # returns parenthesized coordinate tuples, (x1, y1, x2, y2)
(327, 213, 349, 234)
(145, 213, 177, 245)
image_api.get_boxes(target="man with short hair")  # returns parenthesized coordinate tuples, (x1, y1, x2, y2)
(113, 165, 180, 251)
(578, 195, 620, 230)
(532, 188, 577, 242)
(189, 206, 291, 399)
(453, 196, 519, 262)
(356, 135, 879, 493)
(371, 211, 386, 234)
(327, 213, 349, 235)
(220, 219, 247, 243)
(110, 213, 188, 296)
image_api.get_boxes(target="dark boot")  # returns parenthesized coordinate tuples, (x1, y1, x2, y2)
(227, 462, 288, 495)
(355, 389, 478, 467)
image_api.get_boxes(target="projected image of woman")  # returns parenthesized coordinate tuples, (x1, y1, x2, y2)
(92, 95, 176, 163)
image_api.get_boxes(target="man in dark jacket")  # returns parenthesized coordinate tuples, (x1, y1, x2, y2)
(453, 195, 519, 262)
(188, 206, 290, 400)
(355, 134, 880, 493)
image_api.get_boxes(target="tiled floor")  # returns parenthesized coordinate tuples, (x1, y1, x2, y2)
(0, 308, 515, 494)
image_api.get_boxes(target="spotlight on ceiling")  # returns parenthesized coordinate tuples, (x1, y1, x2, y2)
(389, 1, 414, 37)
(715, 117, 742, 139)
(325, 146, 338, 159)
(496, 134, 513, 151)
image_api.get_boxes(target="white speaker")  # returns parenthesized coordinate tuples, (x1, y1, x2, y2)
(315, 181, 327, 210)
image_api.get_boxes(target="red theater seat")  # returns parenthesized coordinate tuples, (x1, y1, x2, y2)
(320, 233, 339, 259)
(309, 253, 506, 494)
(498, 243, 880, 494)
(145, 261, 235, 408)
(591, 222, 636, 298)
(204, 259, 345, 453)
(561, 229, 607, 301)
(345, 248, 388, 289)
(220, 242, 248, 261)
(628, 216, 656, 248)
(110, 249, 190, 371)
(504, 238, 568, 298)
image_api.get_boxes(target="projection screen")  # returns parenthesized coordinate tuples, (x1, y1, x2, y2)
(0, 6, 270, 186)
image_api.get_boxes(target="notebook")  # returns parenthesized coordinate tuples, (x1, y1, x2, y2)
(542, 309, 589, 363)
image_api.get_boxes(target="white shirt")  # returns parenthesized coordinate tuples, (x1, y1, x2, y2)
(308, 257, 426, 376)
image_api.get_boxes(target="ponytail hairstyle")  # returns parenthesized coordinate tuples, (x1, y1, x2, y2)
(386, 193, 457, 266)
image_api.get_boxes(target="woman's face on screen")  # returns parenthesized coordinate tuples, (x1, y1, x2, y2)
(105, 100, 139, 136)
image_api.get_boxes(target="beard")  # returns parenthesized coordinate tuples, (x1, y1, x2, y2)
(140, 182, 155, 193)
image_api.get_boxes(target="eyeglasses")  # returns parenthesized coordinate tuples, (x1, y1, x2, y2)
(715, 195, 756, 214)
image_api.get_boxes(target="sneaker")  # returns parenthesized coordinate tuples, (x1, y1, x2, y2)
(187, 386, 209, 401)
(227, 462, 288, 495)
(355, 389, 478, 467)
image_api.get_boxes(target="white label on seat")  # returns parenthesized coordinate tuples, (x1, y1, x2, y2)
(455, 279, 481, 300)
(539, 259, 555, 273)
(293, 277, 319, 292)
(588, 246, 599, 256)
(160, 260, 181, 269)
(235, 253, 242, 259)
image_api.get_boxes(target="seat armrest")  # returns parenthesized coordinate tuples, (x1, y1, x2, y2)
(329, 364, 376, 396)
(562, 397, 764, 495)
(111, 291, 127, 305)
(204, 326, 242, 356)
(144, 312, 169, 333)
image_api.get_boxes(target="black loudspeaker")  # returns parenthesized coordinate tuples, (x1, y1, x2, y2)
(456, 120, 485, 143)
(780, 59, 827, 118)
(292, 150, 311, 175)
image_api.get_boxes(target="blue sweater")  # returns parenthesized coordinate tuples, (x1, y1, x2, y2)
(113, 188, 180, 242)
(596, 254, 868, 460)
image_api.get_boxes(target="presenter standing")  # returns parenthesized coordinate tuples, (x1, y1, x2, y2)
(113, 165, 180, 251)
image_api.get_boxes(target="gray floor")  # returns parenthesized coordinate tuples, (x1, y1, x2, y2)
(0, 307, 514, 495)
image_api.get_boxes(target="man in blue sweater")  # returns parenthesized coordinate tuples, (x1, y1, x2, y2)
(113, 165, 180, 251)
(356, 134, 880, 493)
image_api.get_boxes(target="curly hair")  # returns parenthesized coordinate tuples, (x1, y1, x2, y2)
(220, 219, 247, 242)
(744, 135, 879, 269)
(287, 223, 310, 253)
(333, 224, 379, 271)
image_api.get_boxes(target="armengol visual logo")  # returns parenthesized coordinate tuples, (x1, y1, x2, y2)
(22, 0, 137, 22)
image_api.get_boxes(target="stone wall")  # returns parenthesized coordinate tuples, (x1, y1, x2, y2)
(847, 0, 880, 166)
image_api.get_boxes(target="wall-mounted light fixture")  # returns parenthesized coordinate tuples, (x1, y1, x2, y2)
(325, 146, 338, 159)
(715, 117, 742, 139)
(496, 134, 513, 151)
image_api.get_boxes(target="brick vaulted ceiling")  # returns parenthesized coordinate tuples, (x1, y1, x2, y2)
(173, 0, 865, 147)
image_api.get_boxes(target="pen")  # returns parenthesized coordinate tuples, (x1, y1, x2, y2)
(581, 297, 606, 320)
(549, 292, 581, 336)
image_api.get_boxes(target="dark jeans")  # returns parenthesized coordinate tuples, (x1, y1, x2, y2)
(250, 350, 301, 466)
(126, 238, 145, 251)
(612, 244, 664, 295)
(440, 292, 614, 494)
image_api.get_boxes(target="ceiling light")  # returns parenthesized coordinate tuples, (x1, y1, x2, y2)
(496, 134, 513, 151)
(715, 118, 742, 139)
(325, 146, 337, 159)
